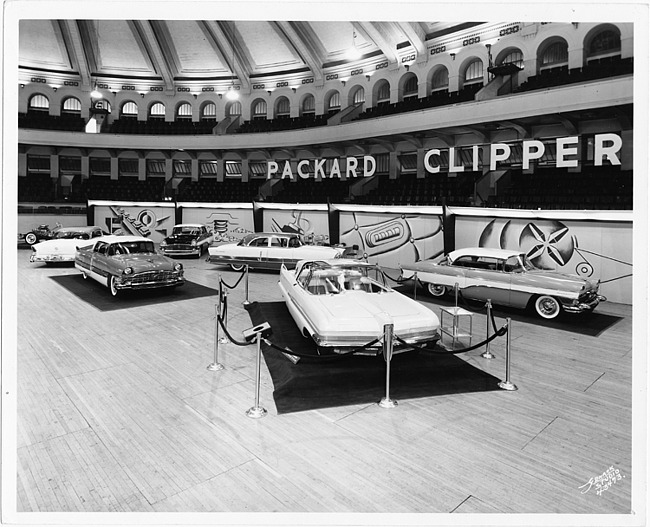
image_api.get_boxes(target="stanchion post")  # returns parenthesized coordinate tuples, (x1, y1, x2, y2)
(454, 282, 459, 307)
(498, 317, 518, 391)
(246, 332, 268, 418)
(219, 289, 230, 344)
(207, 302, 225, 371)
(378, 324, 398, 408)
(481, 299, 494, 359)
(243, 265, 250, 306)
(413, 271, 417, 300)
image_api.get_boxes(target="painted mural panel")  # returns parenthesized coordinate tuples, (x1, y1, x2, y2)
(91, 203, 175, 243)
(262, 208, 329, 244)
(455, 216, 632, 304)
(180, 206, 254, 243)
(339, 211, 444, 269)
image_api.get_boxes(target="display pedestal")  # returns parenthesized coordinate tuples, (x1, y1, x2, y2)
(440, 306, 473, 349)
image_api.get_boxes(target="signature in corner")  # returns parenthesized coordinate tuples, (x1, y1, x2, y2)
(579, 466, 625, 495)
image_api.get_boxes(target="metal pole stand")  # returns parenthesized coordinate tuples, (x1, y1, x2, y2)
(498, 318, 518, 391)
(219, 290, 230, 344)
(207, 302, 225, 371)
(242, 265, 251, 306)
(481, 299, 495, 359)
(378, 324, 398, 408)
(412, 271, 418, 300)
(246, 332, 268, 419)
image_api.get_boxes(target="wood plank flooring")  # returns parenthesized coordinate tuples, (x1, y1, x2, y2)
(8, 250, 640, 523)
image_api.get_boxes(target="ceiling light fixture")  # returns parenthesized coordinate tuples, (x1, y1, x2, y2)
(347, 29, 363, 61)
(225, 41, 239, 101)
(90, 82, 102, 99)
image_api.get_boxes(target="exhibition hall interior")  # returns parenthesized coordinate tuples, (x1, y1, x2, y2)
(5, 8, 647, 526)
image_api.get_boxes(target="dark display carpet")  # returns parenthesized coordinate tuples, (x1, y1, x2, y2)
(393, 285, 623, 338)
(50, 274, 218, 311)
(245, 301, 502, 414)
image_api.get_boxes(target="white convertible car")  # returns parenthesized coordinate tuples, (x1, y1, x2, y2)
(30, 226, 107, 263)
(207, 232, 351, 271)
(279, 259, 440, 355)
(400, 247, 606, 319)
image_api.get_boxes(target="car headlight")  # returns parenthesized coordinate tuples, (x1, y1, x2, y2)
(191, 239, 197, 246)
(174, 263, 183, 271)
(123, 267, 134, 275)
(160, 240, 168, 247)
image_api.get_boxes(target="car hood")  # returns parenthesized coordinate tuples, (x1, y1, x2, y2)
(164, 234, 197, 244)
(33, 238, 88, 252)
(113, 253, 176, 272)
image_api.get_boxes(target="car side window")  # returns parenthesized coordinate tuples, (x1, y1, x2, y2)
(504, 256, 522, 273)
(95, 242, 107, 255)
(289, 237, 300, 248)
(270, 237, 283, 247)
(250, 237, 268, 247)
(297, 265, 311, 287)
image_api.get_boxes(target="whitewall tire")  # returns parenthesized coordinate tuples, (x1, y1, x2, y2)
(534, 295, 561, 319)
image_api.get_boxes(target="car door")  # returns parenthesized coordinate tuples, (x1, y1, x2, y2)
(89, 241, 111, 280)
(265, 235, 292, 268)
(456, 256, 511, 304)
(239, 235, 269, 267)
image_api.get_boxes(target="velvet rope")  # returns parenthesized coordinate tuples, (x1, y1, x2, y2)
(219, 268, 247, 290)
(262, 336, 382, 360)
(394, 323, 508, 355)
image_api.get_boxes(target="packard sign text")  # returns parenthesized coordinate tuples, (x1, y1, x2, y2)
(267, 156, 377, 180)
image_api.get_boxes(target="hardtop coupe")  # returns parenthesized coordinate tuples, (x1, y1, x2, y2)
(207, 232, 349, 271)
(160, 223, 214, 258)
(279, 259, 440, 355)
(75, 235, 185, 296)
(30, 226, 107, 263)
(401, 247, 605, 319)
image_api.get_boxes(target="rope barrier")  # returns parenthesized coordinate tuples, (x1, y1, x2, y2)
(216, 314, 250, 346)
(394, 323, 508, 355)
(262, 337, 382, 360)
(219, 268, 247, 290)
(381, 269, 406, 284)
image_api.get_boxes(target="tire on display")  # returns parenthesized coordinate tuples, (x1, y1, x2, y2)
(427, 283, 447, 297)
(230, 263, 245, 272)
(109, 276, 119, 297)
(25, 232, 37, 245)
(534, 295, 561, 319)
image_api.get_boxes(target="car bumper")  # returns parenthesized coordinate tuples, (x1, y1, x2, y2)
(30, 254, 74, 263)
(113, 273, 185, 291)
(313, 329, 440, 355)
(563, 295, 607, 313)
(160, 247, 200, 256)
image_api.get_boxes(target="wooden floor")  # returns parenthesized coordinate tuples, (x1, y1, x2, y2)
(9, 249, 639, 523)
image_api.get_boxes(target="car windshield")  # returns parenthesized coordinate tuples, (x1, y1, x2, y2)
(304, 265, 388, 295)
(111, 241, 156, 255)
(173, 226, 199, 236)
(54, 230, 90, 240)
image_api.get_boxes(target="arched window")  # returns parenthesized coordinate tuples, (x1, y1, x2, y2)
(149, 102, 165, 119)
(252, 99, 267, 120)
(403, 75, 418, 100)
(500, 50, 524, 68)
(588, 29, 621, 59)
(376, 80, 390, 106)
(228, 101, 242, 117)
(61, 97, 81, 114)
(327, 92, 340, 114)
(464, 59, 484, 84)
(176, 102, 192, 120)
(541, 41, 568, 67)
(352, 87, 365, 104)
(275, 96, 290, 119)
(121, 101, 138, 118)
(431, 68, 449, 93)
(302, 94, 315, 117)
(201, 102, 217, 121)
(28, 94, 49, 111)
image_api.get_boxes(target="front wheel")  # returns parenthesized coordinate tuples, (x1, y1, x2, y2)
(427, 283, 447, 297)
(534, 295, 561, 319)
(109, 276, 119, 297)
(25, 232, 38, 245)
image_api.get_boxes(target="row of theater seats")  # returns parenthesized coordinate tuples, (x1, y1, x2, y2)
(19, 112, 86, 132)
(108, 118, 217, 135)
(235, 114, 328, 134)
(515, 57, 632, 93)
(176, 179, 262, 202)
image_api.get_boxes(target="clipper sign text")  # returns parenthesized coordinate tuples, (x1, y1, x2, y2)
(266, 133, 622, 179)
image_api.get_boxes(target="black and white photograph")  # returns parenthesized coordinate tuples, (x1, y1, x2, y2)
(2, 1, 648, 526)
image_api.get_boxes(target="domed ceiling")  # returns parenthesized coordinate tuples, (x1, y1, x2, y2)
(18, 19, 477, 93)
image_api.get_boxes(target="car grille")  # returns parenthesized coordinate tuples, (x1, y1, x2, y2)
(165, 244, 192, 250)
(579, 291, 599, 303)
(132, 270, 177, 284)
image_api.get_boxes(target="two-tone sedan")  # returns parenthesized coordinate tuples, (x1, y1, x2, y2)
(279, 259, 440, 355)
(207, 232, 349, 271)
(75, 235, 185, 297)
(401, 247, 606, 319)
(159, 223, 214, 258)
(30, 226, 107, 264)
